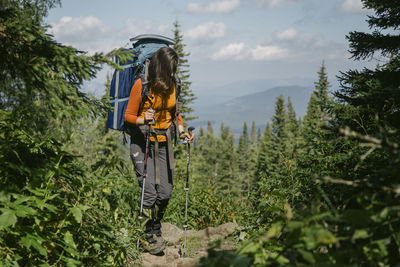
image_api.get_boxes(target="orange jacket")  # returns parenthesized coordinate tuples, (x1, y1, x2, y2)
(124, 78, 183, 142)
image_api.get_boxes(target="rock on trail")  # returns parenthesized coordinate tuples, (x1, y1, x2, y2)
(141, 222, 237, 267)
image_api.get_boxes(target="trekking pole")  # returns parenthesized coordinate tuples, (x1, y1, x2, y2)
(137, 108, 154, 248)
(183, 126, 195, 258)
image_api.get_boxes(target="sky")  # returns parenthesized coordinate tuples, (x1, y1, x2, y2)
(46, 0, 375, 97)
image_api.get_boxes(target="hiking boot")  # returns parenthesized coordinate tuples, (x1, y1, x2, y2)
(154, 234, 166, 246)
(142, 234, 165, 255)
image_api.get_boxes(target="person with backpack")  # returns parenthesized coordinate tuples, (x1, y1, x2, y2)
(124, 46, 194, 254)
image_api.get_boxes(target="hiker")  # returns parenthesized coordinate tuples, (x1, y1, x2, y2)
(124, 46, 194, 254)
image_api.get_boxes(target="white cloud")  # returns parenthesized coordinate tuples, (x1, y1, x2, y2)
(270, 27, 347, 62)
(250, 45, 287, 60)
(256, 0, 299, 8)
(211, 42, 287, 61)
(121, 18, 154, 39)
(49, 15, 175, 55)
(209, 26, 346, 63)
(49, 16, 110, 43)
(211, 43, 246, 60)
(340, 0, 364, 13)
(271, 27, 319, 50)
(276, 27, 298, 40)
(157, 24, 171, 34)
(185, 22, 227, 43)
(187, 0, 240, 14)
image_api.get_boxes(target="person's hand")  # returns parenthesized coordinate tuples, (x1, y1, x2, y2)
(144, 108, 155, 124)
(180, 131, 195, 144)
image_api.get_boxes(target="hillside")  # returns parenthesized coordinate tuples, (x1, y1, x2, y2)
(192, 85, 314, 135)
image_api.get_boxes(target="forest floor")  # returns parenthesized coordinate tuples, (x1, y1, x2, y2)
(134, 222, 238, 267)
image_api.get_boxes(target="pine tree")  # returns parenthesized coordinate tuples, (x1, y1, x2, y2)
(247, 121, 259, 197)
(257, 128, 262, 146)
(196, 121, 218, 186)
(325, 1, 400, 263)
(237, 122, 251, 197)
(255, 122, 276, 182)
(191, 126, 209, 187)
(252, 122, 280, 218)
(300, 63, 334, 187)
(272, 95, 287, 140)
(314, 61, 330, 113)
(286, 97, 299, 136)
(336, 3, 400, 132)
(303, 62, 331, 144)
(271, 95, 288, 158)
(173, 20, 196, 123)
(250, 121, 257, 145)
(238, 122, 250, 153)
(286, 97, 301, 158)
(196, 1, 400, 265)
(216, 123, 237, 196)
(303, 93, 321, 143)
(0, 0, 110, 139)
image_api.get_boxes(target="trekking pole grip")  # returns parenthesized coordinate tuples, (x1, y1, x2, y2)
(148, 107, 156, 126)
(188, 126, 194, 136)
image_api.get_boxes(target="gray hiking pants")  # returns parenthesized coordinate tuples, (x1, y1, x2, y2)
(130, 132, 174, 209)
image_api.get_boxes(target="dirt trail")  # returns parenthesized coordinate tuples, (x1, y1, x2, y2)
(140, 222, 237, 267)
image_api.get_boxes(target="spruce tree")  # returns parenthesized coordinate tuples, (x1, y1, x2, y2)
(237, 122, 251, 197)
(252, 122, 281, 221)
(255, 122, 276, 182)
(237, 122, 250, 174)
(271, 95, 288, 158)
(286, 97, 299, 136)
(198, 1, 400, 265)
(250, 121, 257, 145)
(257, 128, 262, 146)
(286, 97, 301, 158)
(216, 123, 237, 196)
(325, 1, 400, 263)
(200, 121, 218, 186)
(247, 121, 259, 197)
(336, 2, 400, 131)
(303, 62, 331, 145)
(0, 0, 110, 138)
(171, 20, 197, 183)
(314, 61, 330, 113)
(303, 93, 321, 143)
(272, 95, 287, 140)
(173, 20, 196, 123)
(191, 126, 209, 187)
(238, 122, 250, 153)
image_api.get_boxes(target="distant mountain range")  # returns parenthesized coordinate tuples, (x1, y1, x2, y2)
(191, 84, 315, 136)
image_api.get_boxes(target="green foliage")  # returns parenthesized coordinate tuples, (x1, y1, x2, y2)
(0, 1, 139, 265)
(236, 122, 251, 197)
(5, 1, 400, 266)
(165, 179, 238, 230)
(201, 1, 400, 266)
(168, 121, 245, 231)
(0, 110, 139, 266)
(216, 124, 237, 196)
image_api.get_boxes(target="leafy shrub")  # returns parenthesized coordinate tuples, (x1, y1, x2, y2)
(0, 111, 140, 266)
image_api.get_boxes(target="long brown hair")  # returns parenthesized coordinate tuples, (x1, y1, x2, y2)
(148, 46, 178, 94)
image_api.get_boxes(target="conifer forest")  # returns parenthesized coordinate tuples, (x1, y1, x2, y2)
(1, 0, 400, 266)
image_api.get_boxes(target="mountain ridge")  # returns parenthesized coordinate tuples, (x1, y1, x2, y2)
(191, 84, 314, 136)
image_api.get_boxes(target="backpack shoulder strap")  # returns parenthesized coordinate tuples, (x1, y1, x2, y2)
(138, 59, 153, 112)
(173, 76, 182, 146)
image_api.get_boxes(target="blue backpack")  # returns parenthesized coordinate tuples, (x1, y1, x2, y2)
(106, 34, 178, 132)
